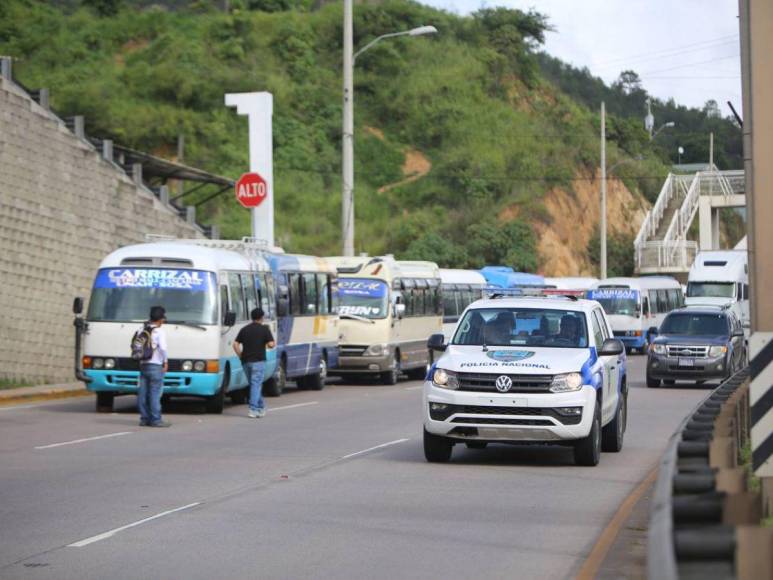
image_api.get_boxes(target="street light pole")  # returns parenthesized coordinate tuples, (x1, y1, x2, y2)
(341, 20, 437, 256)
(600, 101, 607, 280)
(342, 0, 355, 256)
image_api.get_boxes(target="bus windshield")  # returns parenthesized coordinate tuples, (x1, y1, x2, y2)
(687, 282, 735, 299)
(338, 279, 389, 319)
(587, 288, 639, 316)
(452, 307, 589, 348)
(87, 268, 218, 324)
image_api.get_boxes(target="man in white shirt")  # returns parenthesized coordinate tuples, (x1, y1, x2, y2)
(138, 306, 170, 427)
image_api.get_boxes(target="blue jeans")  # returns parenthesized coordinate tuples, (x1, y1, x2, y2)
(243, 361, 266, 412)
(138, 364, 164, 425)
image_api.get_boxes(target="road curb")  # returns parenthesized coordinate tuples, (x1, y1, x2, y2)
(0, 388, 91, 407)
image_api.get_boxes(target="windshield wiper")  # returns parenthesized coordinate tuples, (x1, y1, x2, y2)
(339, 313, 376, 324)
(166, 320, 207, 331)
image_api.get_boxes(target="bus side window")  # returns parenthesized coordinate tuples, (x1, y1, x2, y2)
(303, 273, 318, 315)
(642, 297, 650, 317)
(289, 274, 302, 316)
(228, 273, 247, 321)
(442, 285, 457, 319)
(317, 273, 330, 314)
(241, 273, 257, 315)
(330, 276, 339, 314)
(220, 285, 230, 324)
(265, 273, 276, 318)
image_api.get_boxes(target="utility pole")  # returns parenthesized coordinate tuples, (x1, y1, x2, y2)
(342, 0, 355, 257)
(600, 102, 607, 279)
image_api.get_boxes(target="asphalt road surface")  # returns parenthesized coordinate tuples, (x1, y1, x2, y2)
(0, 356, 711, 580)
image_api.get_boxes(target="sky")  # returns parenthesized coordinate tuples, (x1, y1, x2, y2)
(421, 0, 743, 118)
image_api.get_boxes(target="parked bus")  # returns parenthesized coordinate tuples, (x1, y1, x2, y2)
(544, 277, 599, 291)
(587, 276, 684, 353)
(328, 256, 442, 384)
(266, 253, 339, 395)
(74, 240, 279, 413)
(685, 249, 749, 331)
(439, 269, 487, 340)
(480, 266, 546, 294)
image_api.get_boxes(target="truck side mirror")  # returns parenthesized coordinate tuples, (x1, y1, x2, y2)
(224, 311, 236, 327)
(73, 297, 84, 315)
(599, 338, 624, 356)
(427, 333, 446, 351)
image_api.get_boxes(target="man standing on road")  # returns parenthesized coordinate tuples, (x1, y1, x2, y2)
(138, 306, 171, 428)
(233, 308, 275, 418)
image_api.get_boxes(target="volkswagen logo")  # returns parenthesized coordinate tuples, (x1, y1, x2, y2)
(495, 375, 513, 392)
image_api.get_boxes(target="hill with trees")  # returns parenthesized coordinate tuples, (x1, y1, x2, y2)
(0, 0, 743, 275)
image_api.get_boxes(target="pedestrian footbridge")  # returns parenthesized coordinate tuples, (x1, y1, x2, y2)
(634, 168, 745, 276)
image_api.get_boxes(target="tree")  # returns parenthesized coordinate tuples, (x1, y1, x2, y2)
(613, 70, 643, 96)
(80, 0, 123, 16)
(466, 219, 538, 271)
(403, 233, 468, 267)
(703, 99, 721, 119)
(587, 229, 634, 277)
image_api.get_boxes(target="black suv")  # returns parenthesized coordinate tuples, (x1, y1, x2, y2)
(646, 306, 746, 388)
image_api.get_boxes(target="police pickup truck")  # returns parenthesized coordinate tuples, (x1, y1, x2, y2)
(423, 296, 627, 466)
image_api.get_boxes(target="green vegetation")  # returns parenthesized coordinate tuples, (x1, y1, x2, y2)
(587, 229, 635, 278)
(0, 0, 737, 269)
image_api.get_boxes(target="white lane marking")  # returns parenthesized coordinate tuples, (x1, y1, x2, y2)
(403, 385, 423, 391)
(341, 438, 410, 460)
(68, 502, 200, 548)
(35, 432, 132, 450)
(266, 402, 319, 413)
(0, 403, 46, 412)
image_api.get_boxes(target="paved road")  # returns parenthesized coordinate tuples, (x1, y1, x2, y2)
(0, 356, 710, 580)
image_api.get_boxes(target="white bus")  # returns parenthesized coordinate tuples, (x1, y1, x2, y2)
(74, 240, 279, 413)
(587, 277, 684, 353)
(544, 277, 599, 291)
(327, 256, 443, 384)
(685, 250, 749, 331)
(439, 269, 487, 340)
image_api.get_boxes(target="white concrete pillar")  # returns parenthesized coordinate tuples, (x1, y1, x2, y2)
(699, 196, 714, 250)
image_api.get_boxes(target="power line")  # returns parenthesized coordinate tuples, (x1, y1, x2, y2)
(639, 54, 740, 76)
(593, 35, 738, 69)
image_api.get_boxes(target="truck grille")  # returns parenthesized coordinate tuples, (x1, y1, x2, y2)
(339, 345, 368, 357)
(429, 404, 581, 425)
(666, 345, 709, 358)
(456, 373, 553, 393)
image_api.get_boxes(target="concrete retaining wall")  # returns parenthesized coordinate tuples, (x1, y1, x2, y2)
(0, 77, 202, 383)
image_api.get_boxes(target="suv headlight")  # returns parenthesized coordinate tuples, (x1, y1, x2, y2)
(709, 345, 728, 358)
(549, 373, 583, 393)
(432, 368, 459, 390)
(364, 344, 388, 357)
(651, 344, 666, 355)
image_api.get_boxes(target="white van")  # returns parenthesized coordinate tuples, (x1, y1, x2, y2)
(587, 277, 684, 353)
(439, 269, 487, 340)
(685, 250, 749, 330)
(328, 256, 443, 384)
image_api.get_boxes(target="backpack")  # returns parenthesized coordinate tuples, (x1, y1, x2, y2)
(130, 324, 155, 361)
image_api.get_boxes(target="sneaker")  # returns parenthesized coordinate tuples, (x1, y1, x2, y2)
(256, 409, 266, 418)
(139, 420, 149, 427)
(248, 410, 258, 418)
(149, 421, 171, 428)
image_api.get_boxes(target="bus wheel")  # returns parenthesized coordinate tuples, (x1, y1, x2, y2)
(205, 380, 226, 414)
(306, 357, 327, 391)
(96, 392, 114, 413)
(264, 360, 285, 397)
(381, 355, 400, 385)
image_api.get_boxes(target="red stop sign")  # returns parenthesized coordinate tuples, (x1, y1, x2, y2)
(235, 172, 269, 208)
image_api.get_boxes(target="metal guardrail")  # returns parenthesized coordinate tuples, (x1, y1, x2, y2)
(648, 368, 752, 580)
(636, 240, 698, 271)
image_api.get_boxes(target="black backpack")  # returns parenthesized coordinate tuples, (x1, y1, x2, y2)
(130, 324, 155, 361)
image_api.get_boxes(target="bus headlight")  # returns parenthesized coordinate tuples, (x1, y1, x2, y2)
(193, 361, 206, 372)
(104, 358, 116, 369)
(432, 368, 459, 389)
(181, 360, 194, 372)
(92, 358, 104, 369)
(364, 344, 388, 357)
(709, 345, 728, 358)
(549, 373, 583, 393)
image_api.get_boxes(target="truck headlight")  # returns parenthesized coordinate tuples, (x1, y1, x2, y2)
(364, 344, 388, 357)
(709, 345, 728, 358)
(432, 368, 459, 390)
(651, 344, 666, 355)
(104, 358, 116, 369)
(181, 360, 193, 372)
(549, 373, 583, 393)
(92, 358, 104, 369)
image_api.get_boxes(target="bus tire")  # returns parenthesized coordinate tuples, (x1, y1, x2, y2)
(264, 359, 285, 397)
(381, 354, 400, 385)
(205, 376, 227, 414)
(96, 392, 114, 413)
(306, 356, 327, 391)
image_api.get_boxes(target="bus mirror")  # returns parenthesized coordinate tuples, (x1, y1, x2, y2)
(73, 297, 84, 315)
(394, 303, 406, 319)
(224, 311, 236, 327)
(427, 333, 446, 351)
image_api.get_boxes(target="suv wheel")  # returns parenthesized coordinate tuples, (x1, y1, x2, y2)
(423, 429, 453, 463)
(646, 373, 660, 388)
(574, 403, 601, 466)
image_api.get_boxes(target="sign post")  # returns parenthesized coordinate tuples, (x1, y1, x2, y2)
(225, 92, 274, 245)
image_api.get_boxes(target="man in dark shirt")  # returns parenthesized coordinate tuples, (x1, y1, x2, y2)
(233, 308, 275, 418)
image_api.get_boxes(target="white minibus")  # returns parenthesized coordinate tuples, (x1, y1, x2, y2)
(587, 277, 684, 352)
(328, 256, 443, 384)
(439, 269, 487, 340)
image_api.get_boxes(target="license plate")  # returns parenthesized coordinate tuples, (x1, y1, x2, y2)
(679, 358, 695, 367)
(478, 397, 528, 406)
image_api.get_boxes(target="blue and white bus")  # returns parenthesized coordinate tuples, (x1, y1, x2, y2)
(587, 277, 684, 353)
(74, 240, 339, 412)
(266, 253, 339, 394)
